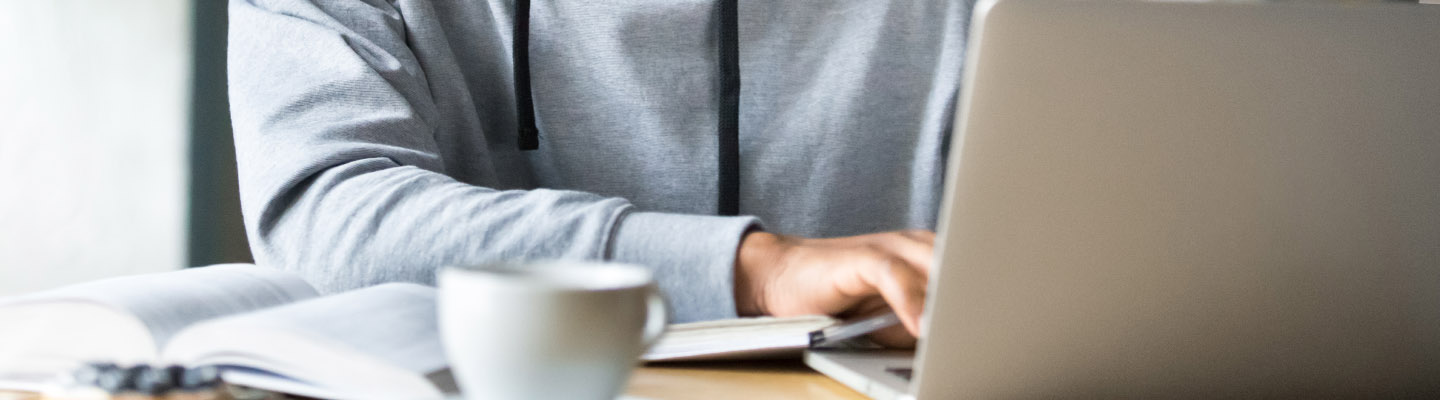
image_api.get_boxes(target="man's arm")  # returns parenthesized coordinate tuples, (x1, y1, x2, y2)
(230, 0, 935, 334)
(228, 0, 755, 322)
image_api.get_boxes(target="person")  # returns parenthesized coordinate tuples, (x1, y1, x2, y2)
(227, 0, 974, 346)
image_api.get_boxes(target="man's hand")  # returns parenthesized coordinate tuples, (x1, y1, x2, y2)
(734, 230, 935, 348)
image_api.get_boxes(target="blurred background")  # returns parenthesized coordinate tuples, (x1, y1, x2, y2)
(0, 1, 250, 296)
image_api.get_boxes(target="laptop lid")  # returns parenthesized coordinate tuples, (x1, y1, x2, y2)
(916, 0, 1440, 397)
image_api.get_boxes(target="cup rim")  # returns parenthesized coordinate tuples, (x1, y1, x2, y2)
(439, 260, 654, 291)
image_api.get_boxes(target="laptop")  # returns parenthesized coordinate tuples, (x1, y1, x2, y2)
(805, 0, 1440, 398)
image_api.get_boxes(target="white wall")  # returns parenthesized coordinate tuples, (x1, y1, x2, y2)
(0, 1, 190, 295)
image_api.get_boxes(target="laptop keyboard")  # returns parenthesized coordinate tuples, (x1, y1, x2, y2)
(885, 367, 914, 381)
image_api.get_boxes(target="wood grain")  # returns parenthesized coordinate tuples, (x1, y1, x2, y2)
(625, 360, 865, 400)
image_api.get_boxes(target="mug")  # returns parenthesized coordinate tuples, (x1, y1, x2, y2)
(437, 261, 667, 400)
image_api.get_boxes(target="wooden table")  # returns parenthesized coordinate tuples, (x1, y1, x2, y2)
(1, 361, 864, 400)
(626, 360, 866, 399)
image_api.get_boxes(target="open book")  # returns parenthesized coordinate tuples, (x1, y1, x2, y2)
(0, 264, 451, 399)
(0, 264, 872, 397)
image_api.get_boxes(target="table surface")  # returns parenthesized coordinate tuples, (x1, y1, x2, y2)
(626, 360, 866, 399)
(0, 360, 864, 400)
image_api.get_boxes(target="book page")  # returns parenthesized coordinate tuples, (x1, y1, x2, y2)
(162, 283, 447, 399)
(0, 264, 318, 347)
(0, 302, 154, 387)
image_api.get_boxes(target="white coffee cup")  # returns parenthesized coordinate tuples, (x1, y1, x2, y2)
(437, 261, 667, 400)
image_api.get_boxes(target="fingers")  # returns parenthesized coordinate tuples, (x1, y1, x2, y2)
(848, 298, 918, 348)
(757, 229, 936, 345)
(870, 230, 936, 278)
(868, 322, 919, 348)
(862, 255, 929, 336)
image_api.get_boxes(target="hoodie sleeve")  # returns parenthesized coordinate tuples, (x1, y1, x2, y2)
(227, 0, 754, 322)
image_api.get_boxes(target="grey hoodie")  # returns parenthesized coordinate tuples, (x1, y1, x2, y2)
(227, 0, 974, 322)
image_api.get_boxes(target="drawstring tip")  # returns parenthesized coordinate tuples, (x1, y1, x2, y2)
(518, 126, 540, 150)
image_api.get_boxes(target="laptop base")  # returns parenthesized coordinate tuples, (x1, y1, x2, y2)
(803, 349, 914, 400)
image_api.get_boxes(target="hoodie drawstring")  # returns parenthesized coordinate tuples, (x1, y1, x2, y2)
(716, 0, 741, 216)
(514, 0, 539, 150)
(514, 0, 742, 216)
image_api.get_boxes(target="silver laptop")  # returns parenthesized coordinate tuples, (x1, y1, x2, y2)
(805, 0, 1440, 398)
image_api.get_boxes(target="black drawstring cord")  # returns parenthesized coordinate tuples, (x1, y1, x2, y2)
(515, 0, 539, 150)
(717, 0, 741, 216)
(516, 0, 741, 215)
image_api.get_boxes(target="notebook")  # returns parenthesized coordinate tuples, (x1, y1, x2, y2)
(643, 315, 845, 362)
(0, 264, 452, 399)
